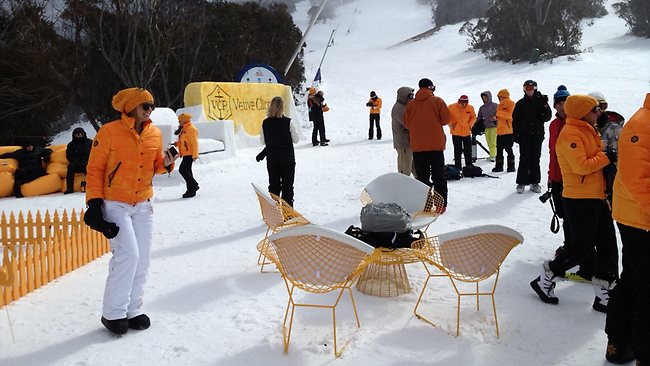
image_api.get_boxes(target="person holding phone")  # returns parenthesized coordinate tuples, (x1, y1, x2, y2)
(174, 113, 199, 198)
(84, 87, 174, 335)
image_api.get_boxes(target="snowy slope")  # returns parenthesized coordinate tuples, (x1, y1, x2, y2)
(1, 0, 649, 365)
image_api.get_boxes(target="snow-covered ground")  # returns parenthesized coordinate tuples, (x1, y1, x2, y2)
(1, 0, 649, 365)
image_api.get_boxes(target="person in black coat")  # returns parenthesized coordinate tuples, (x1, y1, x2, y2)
(64, 127, 93, 194)
(0, 141, 51, 198)
(259, 96, 299, 207)
(308, 90, 329, 146)
(512, 80, 552, 194)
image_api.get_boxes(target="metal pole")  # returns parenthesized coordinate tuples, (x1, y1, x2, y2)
(283, 0, 329, 76)
(316, 29, 335, 73)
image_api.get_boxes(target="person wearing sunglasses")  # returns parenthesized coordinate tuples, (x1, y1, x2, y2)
(84, 87, 174, 335)
(512, 79, 552, 194)
(530, 95, 618, 316)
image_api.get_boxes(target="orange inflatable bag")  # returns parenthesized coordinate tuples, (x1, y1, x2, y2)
(0, 172, 13, 197)
(20, 174, 62, 197)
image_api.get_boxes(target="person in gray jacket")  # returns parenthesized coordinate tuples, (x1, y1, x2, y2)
(391, 86, 415, 176)
(477, 91, 498, 161)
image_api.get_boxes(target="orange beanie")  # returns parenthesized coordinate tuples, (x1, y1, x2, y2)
(111, 88, 154, 114)
(178, 113, 192, 123)
(564, 94, 598, 119)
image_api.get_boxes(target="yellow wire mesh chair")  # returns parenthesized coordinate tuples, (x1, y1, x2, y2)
(251, 183, 310, 272)
(359, 172, 444, 235)
(411, 225, 523, 337)
(268, 224, 377, 357)
(1, 244, 16, 342)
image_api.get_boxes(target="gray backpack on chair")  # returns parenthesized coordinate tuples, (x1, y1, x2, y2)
(360, 202, 412, 233)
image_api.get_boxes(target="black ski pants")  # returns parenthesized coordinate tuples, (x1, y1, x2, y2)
(516, 133, 544, 185)
(452, 135, 472, 168)
(549, 198, 618, 283)
(179, 156, 198, 191)
(606, 223, 650, 363)
(369, 113, 381, 140)
(267, 161, 295, 207)
(413, 150, 447, 207)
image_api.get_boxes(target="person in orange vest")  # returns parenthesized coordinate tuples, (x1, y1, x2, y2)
(366, 91, 382, 140)
(447, 95, 476, 169)
(174, 113, 199, 198)
(604, 93, 650, 365)
(84, 87, 175, 335)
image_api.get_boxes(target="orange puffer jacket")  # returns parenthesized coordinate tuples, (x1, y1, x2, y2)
(177, 122, 199, 159)
(496, 98, 515, 135)
(448, 102, 476, 137)
(613, 93, 650, 231)
(86, 114, 169, 204)
(404, 88, 451, 152)
(556, 117, 609, 199)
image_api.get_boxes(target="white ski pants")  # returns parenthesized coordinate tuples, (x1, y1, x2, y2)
(102, 200, 153, 320)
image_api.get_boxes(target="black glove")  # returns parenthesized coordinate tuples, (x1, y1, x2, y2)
(605, 148, 617, 164)
(256, 148, 266, 162)
(84, 199, 120, 239)
(366, 102, 373, 107)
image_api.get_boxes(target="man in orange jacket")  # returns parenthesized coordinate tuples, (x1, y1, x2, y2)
(366, 91, 383, 140)
(448, 94, 476, 169)
(404, 78, 451, 210)
(84, 87, 174, 335)
(604, 93, 650, 365)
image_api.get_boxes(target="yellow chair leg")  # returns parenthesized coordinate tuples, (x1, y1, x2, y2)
(413, 262, 437, 327)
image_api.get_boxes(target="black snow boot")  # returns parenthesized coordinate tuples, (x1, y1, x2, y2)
(492, 157, 504, 172)
(605, 339, 635, 364)
(507, 156, 516, 172)
(101, 317, 128, 335)
(128, 314, 151, 330)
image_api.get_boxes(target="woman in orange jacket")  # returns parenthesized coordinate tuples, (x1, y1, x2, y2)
(493, 89, 516, 172)
(604, 93, 650, 365)
(530, 94, 618, 311)
(175, 113, 200, 198)
(84, 87, 174, 335)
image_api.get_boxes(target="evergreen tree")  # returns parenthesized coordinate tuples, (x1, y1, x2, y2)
(460, 0, 605, 63)
(0, 1, 70, 145)
(613, 0, 650, 37)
